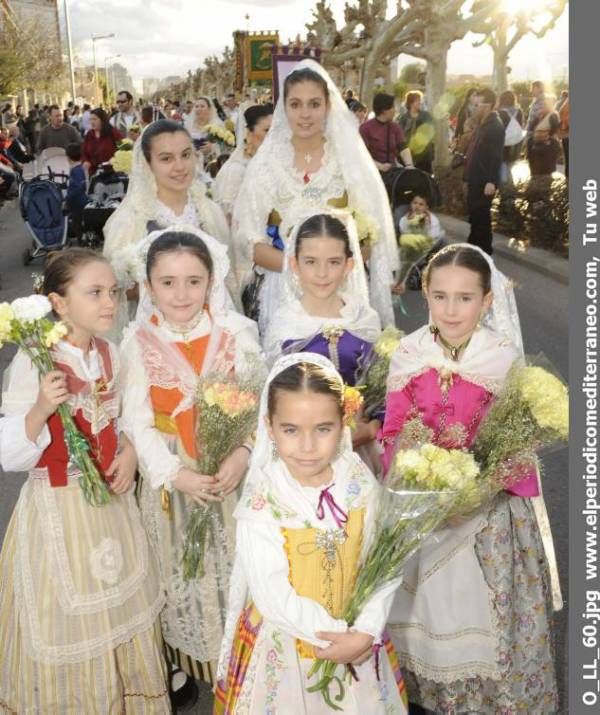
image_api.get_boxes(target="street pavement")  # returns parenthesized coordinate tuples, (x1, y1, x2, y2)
(0, 198, 568, 713)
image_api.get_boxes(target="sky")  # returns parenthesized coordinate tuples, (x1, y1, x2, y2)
(62, 0, 568, 86)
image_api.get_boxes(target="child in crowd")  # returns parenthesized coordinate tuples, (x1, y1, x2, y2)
(381, 244, 560, 713)
(118, 225, 260, 704)
(0, 248, 169, 712)
(65, 142, 88, 239)
(215, 354, 407, 714)
(394, 193, 444, 294)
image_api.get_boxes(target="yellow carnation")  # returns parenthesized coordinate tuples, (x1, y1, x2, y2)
(0, 302, 15, 344)
(518, 366, 569, 438)
(351, 208, 379, 246)
(203, 385, 217, 407)
(44, 322, 69, 347)
(374, 326, 402, 359)
(399, 233, 434, 253)
(111, 149, 133, 174)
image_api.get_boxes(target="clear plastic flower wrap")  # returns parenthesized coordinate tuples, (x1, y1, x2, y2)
(307, 444, 474, 709)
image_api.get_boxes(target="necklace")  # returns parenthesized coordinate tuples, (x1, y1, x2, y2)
(303, 152, 312, 184)
(430, 325, 471, 362)
(166, 308, 205, 341)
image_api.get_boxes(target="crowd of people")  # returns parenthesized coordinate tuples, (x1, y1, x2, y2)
(0, 62, 563, 714)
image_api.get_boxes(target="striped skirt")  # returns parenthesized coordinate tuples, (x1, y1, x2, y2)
(0, 485, 171, 714)
(215, 601, 408, 714)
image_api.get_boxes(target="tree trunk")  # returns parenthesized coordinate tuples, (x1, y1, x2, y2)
(359, 55, 378, 111)
(425, 41, 449, 169)
(492, 25, 509, 93)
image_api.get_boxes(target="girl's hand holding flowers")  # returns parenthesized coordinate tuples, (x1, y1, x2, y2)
(314, 631, 374, 665)
(215, 446, 250, 497)
(173, 467, 223, 504)
(35, 370, 69, 416)
(26, 370, 69, 443)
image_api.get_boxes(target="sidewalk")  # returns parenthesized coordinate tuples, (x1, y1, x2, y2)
(439, 214, 569, 286)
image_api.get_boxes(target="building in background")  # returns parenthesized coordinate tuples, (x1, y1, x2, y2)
(110, 62, 135, 96)
(143, 77, 161, 99)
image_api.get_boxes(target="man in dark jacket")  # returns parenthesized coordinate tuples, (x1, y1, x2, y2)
(464, 88, 505, 255)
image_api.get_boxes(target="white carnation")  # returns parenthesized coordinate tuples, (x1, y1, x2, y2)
(11, 295, 52, 322)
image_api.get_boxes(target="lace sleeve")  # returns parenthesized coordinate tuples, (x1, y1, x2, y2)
(232, 157, 274, 258)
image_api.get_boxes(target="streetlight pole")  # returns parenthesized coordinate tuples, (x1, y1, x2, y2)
(91, 33, 115, 105)
(104, 54, 121, 106)
(63, 0, 76, 102)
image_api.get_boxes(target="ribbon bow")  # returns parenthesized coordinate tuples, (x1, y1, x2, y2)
(316, 484, 348, 529)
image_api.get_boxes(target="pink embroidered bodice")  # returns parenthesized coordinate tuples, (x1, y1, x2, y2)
(380, 367, 538, 497)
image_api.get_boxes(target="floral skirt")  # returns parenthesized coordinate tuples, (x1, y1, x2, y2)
(139, 474, 237, 684)
(214, 601, 408, 715)
(0, 481, 170, 714)
(391, 494, 558, 714)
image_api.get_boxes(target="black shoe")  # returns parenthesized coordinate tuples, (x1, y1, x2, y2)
(169, 668, 199, 711)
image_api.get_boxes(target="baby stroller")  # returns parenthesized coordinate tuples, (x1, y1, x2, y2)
(388, 167, 442, 224)
(19, 174, 69, 265)
(35, 148, 70, 194)
(79, 165, 129, 248)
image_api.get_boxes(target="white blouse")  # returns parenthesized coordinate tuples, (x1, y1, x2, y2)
(0, 342, 106, 473)
(119, 313, 261, 491)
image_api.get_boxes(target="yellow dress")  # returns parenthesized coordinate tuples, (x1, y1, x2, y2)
(216, 487, 407, 715)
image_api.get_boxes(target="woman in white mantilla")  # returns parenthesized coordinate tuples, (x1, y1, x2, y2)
(103, 120, 234, 333)
(232, 59, 399, 335)
(119, 225, 261, 687)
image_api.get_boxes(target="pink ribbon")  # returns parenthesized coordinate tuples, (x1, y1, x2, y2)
(316, 484, 348, 529)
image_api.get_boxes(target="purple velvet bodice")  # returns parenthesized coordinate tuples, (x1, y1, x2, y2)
(282, 330, 372, 387)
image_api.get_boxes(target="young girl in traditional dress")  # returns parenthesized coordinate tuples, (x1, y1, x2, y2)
(215, 354, 407, 714)
(0, 249, 169, 713)
(381, 244, 561, 713)
(118, 225, 261, 698)
(263, 212, 383, 467)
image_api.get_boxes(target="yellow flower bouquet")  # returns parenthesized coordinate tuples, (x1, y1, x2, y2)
(357, 326, 403, 419)
(307, 440, 478, 708)
(0, 296, 111, 506)
(397, 230, 434, 285)
(181, 371, 261, 580)
(472, 360, 569, 494)
(351, 208, 379, 247)
(110, 138, 134, 174)
(205, 123, 236, 147)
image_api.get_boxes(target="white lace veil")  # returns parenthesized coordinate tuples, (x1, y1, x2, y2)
(430, 243, 524, 355)
(109, 129, 163, 228)
(131, 223, 243, 333)
(238, 58, 398, 327)
(248, 352, 353, 482)
(263, 210, 381, 362)
(283, 209, 369, 304)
